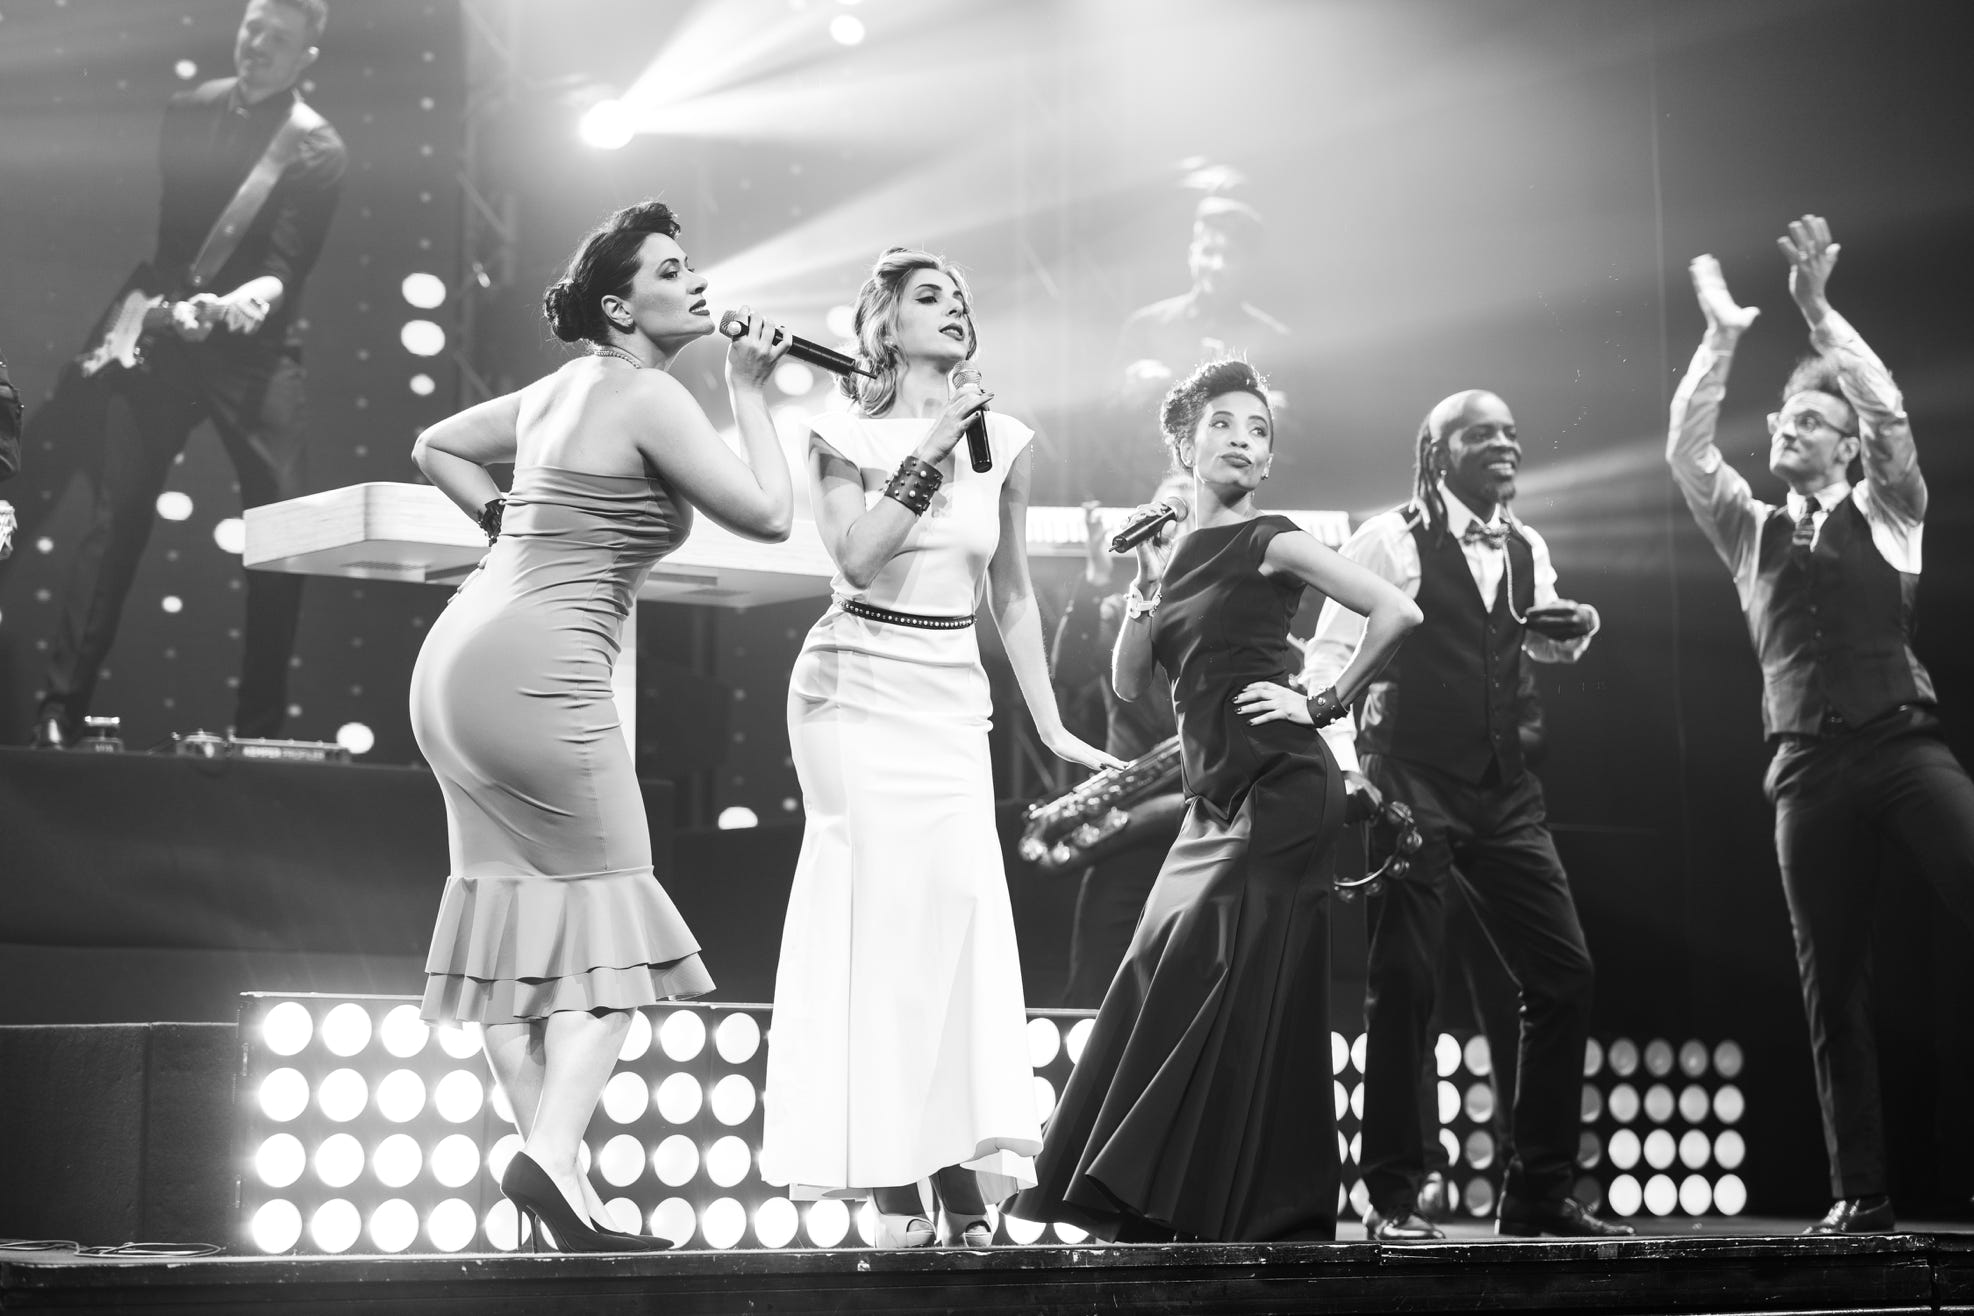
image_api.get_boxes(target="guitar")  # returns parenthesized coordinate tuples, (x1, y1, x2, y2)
(76, 278, 227, 378)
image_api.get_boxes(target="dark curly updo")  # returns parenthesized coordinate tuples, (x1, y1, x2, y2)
(1159, 357, 1273, 470)
(543, 200, 683, 345)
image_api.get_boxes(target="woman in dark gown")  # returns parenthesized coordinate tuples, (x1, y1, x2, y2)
(1012, 359, 1421, 1242)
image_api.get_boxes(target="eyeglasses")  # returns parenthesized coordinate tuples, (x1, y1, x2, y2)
(1767, 410, 1855, 439)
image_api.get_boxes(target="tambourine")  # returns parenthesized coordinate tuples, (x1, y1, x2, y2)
(1337, 789, 1423, 900)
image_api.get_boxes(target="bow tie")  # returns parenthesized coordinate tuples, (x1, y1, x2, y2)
(1460, 521, 1509, 548)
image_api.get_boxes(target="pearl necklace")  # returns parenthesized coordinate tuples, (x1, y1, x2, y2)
(592, 344, 645, 369)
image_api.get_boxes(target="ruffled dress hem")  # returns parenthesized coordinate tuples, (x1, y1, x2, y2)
(419, 862, 713, 1025)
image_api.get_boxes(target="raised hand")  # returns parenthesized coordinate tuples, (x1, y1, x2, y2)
(915, 377, 992, 465)
(723, 305, 794, 392)
(1777, 213, 1840, 324)
(1688, 255, 1760, 335)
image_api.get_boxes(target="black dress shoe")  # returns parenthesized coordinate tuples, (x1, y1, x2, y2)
(30, 713, 69, 749)
(1497, 1195, 1635, 1238)
(1365, 1207, 1445, 1242)
(1804, 1195, 1894, 1235)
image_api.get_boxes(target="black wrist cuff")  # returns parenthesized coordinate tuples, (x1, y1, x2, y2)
(1305, 686, 1346, 728)
(477, 497, 505, 544)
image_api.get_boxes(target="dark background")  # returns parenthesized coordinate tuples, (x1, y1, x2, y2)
(1, 0, 1970, 1214)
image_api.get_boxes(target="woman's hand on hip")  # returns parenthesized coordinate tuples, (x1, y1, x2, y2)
(1235, 680, 1311, 726)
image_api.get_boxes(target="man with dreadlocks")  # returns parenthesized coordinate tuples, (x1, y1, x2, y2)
(1303, 389, 1628, 1241)
(1670, 216, 1974, 1235)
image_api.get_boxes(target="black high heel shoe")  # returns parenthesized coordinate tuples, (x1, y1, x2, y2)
(500, 1152, 625, 1254)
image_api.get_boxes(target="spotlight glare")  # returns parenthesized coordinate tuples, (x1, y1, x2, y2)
(1065, 1017, 1095, 1064)
(1434, 1032, 1460, 1078)
(1714, 1129, 1747, 1170)
(1608, 1128, 1641, 1170)
(259, 1068, 310, 1123)
(824, 304, 855, 338)
(1714, 1084, 1745, 1124)
(401, 320, 446, 357)
(431, 1134, 481, 1188)
(579, 98, 636, 150)
(827, 13, 864, 44)
(602, 1071, 650, 1124)
(619, 1010, 654, 1062)
(255, 1133, 306, 1188)
(1350, 1033, 1368, 1073)
(1680, 1172, 1713, 1215)
(658, 1009, 707, 1062)
(213, 517, 247, 555)
(714, 1011, 761, 1064)
(710, 1073, 758, 1126)
(1032, 1074, 1057, 1122)
(378, 1006, 428, 1058)
(310, 1199, 361, 1253)
(401, 272, 447, 309)
(321, 1002, 373, 1057)
(754, 1197, 800, 1248)
(653, 1197, 698, 1247)
(161, 595, 184, 615)
(434, 1069, 486, 1123)
(705, 1135, 752, 1188)
(261, 1001, 313, 1056)
(1607, 1173, 1642, 1217)
(251, 1199, 302, 1253)
(174, 59, 199, 80)
(1643, 1173, 1678, 1216)
(655, 1072, 704, 1124)
(437, 1023, 480, 1060)
(375, 1069, 427, 1123)
(1026, 1017, 1060, 1068)
(331, 722, 376, 756)
(372, 1133, 423, 1188)
(314, 1133, 364, 1188)
(1330, 1031, 1348, 1076)
(653, 1134, 700, 1187)
(1714, 1173, 1748, 1215)
(599, 1134, 646, 1187)
(410, 373, 436, 396)
(717, 805, 760, 830)
(426, 1198, 478, 1253)
(317, 1067, 369, 1122)
(804, 1197, 849, 1247)
(369, 1199, 420, 1253)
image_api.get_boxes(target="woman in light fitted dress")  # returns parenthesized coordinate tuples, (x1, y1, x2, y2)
(759, 247, 1119, 1247)
(410, 200, 793, 1251)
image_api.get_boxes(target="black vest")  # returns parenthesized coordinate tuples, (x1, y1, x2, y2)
(1366, 516, 1533, 784)
(1746, 495, 1934, 737)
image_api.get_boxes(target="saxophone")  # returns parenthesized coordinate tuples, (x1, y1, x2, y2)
(1018, 735, 1183, 873)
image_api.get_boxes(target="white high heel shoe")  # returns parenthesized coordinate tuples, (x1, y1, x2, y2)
(875, 1211, 936, 1249)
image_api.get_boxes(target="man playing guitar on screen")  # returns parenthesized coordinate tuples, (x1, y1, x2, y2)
(21, 0, 345, 747)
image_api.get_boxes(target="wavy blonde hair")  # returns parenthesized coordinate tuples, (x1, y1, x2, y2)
(837, 246, 976, 417)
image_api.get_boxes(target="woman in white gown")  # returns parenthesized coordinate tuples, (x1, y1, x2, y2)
(760, 247, 1117, 1247)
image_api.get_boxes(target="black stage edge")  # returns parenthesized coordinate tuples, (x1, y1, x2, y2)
(3, 1233, 1971, 1316)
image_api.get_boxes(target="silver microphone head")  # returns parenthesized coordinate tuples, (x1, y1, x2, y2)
(1162, 494, 1191, 524)
(951, 362, 983, 389)
(718, 309, 747, 339)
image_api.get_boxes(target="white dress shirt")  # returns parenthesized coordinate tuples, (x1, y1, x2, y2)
(1666, 308, 1923, 612)
(1302, 481, 1598, 773)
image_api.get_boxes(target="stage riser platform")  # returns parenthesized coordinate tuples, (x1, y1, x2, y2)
(2, 1235, 1969, 1315)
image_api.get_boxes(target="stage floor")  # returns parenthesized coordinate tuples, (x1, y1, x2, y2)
(5, 1223, 1971, 1315)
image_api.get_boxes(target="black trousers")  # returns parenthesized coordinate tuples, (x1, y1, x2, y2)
(28, 340, 308, 737)
(1359, 754, 1594, 1214)
(1418, 880, 1522, 1183)
(1765, 706, 1974, 1199)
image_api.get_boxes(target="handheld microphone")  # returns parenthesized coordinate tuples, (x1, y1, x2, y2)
(950, 364, 993, 473)
(1109, 497, 1189, 554)
(718, 310, 872, 378)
